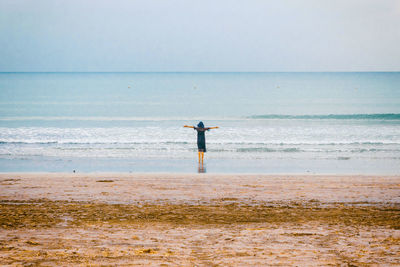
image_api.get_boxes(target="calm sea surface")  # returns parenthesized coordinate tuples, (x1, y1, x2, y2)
(0, 72, 399, 173)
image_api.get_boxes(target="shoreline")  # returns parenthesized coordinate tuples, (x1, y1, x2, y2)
(2, 172, 400, 179)
(4, 172, 400, 176)
(2, 156, 399, 175)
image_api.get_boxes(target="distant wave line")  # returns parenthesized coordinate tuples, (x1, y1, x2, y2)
(249, 114, 400, 120)
(1, 114, 400, 121)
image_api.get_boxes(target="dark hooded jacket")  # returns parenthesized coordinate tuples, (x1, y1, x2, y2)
(194, 121, 207, 152)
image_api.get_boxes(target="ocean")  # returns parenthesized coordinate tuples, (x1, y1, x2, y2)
(0, 72, 399, 173)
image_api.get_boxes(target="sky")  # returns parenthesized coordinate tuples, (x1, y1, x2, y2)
(0, 0, 400, 72)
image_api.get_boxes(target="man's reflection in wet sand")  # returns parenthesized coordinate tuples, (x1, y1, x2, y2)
(198, 164, 206, 173)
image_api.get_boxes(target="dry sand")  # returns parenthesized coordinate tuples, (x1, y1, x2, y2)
(0, 173, 399, 266)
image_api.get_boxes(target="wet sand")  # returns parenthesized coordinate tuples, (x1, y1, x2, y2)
(1, 173, 399, 266)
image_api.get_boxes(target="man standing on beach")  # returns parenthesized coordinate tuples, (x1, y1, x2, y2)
(184, 121, 218, 165)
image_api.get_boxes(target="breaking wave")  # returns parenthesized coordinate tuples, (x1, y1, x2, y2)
(249, 114, 400, 120)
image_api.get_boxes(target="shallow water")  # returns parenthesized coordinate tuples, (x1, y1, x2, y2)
(0, 72, 399, 173)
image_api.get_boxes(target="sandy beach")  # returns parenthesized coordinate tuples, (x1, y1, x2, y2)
(2, 0, 400, 266)
(1, 173, 399, 266)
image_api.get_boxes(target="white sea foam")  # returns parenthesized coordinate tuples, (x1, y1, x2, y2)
(0, 119, 399, 160)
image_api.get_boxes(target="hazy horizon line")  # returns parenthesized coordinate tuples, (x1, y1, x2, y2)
(1, 71, 400, 74)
